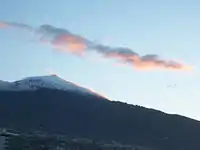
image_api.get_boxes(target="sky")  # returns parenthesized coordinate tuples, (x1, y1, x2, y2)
(0, 0, 200, 119)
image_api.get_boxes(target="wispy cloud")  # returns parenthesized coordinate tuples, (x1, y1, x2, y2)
(0, 21, 192, 71)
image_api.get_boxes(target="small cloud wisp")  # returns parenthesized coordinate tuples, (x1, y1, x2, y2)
(0, 21, 192, 71)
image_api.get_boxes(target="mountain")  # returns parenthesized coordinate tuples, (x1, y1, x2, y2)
(0, 75, 199, 150)
(0, 75, 104, 98)
(0, 80, 14, 90)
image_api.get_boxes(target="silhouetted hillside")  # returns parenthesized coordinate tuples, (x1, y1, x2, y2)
(0, 89, 199, 150)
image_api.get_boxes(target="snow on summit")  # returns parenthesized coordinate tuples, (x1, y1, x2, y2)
(0, 75, 107, 99)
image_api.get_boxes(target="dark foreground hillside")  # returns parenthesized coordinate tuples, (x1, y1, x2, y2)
(0, 89, 199, 150)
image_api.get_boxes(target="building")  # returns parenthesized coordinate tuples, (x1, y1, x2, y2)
(0, 135, 6, 150)
(0, 128, 139, 150)
(0, 128, 22, 150)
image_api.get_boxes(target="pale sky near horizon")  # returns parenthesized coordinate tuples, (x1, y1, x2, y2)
(0, 0, 200, 120)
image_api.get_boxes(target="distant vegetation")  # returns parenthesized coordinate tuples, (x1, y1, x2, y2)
(0, 88, 199, 150)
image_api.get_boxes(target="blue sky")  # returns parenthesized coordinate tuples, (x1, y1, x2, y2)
(0, 0, 200, 119)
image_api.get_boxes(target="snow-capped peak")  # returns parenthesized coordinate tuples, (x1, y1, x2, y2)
(0, 75, 102, 97)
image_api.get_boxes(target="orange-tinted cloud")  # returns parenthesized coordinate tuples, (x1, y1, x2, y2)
(0, 21, 193, 71)
(52, 35, 87, 55)
(0, 21, 33, 31)
(0, 22, 7, 28)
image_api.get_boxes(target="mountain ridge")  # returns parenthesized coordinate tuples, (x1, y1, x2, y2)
(0, 75, 199, 150)
(0, 75, 106, 99)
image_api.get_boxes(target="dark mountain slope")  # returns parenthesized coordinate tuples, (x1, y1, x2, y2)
(0, 89, 199, 150)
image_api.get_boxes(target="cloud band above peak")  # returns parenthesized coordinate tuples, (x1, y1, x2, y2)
(0, 21, 193, 71)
